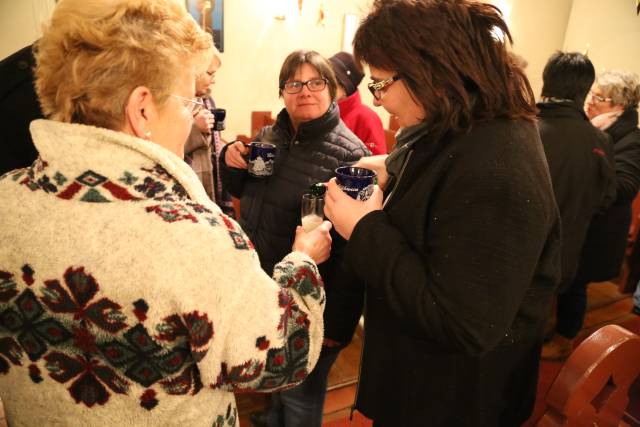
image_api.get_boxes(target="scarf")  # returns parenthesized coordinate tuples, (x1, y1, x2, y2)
(384, 121, 430, 192)
(590, 110, 624, 131)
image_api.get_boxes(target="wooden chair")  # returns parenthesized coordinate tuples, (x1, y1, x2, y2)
(388, 115, 400, 132)
(250, 111, 275, 137)
(235, 111, 275, 143)
(537, 324, 640, 427)
(384, 129, 396, 153)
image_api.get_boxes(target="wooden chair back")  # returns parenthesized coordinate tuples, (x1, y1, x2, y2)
(388, 115, 400, 132)
(384, 129, 396, 153)
(251, 111, 275, 138)
(536, 324, 640, 427)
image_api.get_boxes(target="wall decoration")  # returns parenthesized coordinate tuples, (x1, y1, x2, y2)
(341, 14, 359, 53)
(186, 0, 224, 52)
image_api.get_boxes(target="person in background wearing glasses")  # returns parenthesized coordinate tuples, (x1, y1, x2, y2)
(221, 50, 369, 427)
(537, 52, 617, 360)
(545, 69, 640, 358)
(0, 1, 334, 426)
(184, 48, 236, 217)
(328, 52, 386, 155)
(323, 1, 561, 425)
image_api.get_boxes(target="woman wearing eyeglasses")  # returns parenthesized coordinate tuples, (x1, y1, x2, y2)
(0, 2, 334, 426)
(184, 50, 236, 218)
(221, 50, 369, 427)
(543, 70, 640, 359)
(323, 1, 561, 426)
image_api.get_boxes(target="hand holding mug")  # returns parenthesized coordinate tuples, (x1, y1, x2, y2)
(224, 141, 249, 169)
(194, 109, 214, 133)
(353, 155, 389, 190)
(292, 220, 333, 264)
(324, 178, 383, 240)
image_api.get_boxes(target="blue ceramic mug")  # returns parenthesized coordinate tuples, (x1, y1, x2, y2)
(247, 142, 277, 178)
(211, 108, 226, 131)
(335, 166, 376, 201)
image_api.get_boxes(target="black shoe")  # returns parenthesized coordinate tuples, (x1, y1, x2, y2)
(632, 306, 640, 316)
(249, 411, 269, 427)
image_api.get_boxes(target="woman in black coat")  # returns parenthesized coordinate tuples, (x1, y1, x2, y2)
(323, 1, 561, 426)
(544, 69, 640, 359)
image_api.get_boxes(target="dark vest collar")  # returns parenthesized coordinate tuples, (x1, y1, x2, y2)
(273, 102, 340, 145)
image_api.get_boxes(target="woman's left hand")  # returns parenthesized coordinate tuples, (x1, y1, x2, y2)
(324, 178, 383, 240)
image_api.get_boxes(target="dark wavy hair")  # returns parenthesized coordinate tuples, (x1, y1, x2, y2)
(541, 52, 595, 106)
(353, 0, 536, 138)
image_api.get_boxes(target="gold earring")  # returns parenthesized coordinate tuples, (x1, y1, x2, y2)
(145, 131, 152, 140)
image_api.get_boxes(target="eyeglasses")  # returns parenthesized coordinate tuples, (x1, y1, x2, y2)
(280, 78, 328, 94)
(368, 75, 401, 100)
(589, 91, 611, 103)
(171, 94, 205, 114)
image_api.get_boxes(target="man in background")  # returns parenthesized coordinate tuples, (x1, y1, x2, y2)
(537, 51, 616, 359)
(0, 44, 41, 175)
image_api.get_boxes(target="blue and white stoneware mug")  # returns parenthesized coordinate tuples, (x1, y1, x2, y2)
(335, 166, 377, 201)
(247, 142, 277, 178)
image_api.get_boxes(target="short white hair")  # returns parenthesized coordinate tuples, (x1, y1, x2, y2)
(596, 70, 640, 109)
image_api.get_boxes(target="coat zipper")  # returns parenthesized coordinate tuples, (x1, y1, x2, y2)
(350, 149, 414, 420)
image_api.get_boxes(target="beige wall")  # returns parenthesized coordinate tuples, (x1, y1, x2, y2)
(0, 0, 55, 59)
(487, 0, 574, 99)
(564, 0, 640, 75)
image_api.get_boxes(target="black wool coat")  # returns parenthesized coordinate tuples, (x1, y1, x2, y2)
(537, 101, 616, 291)
(0, 44, 42, 176)
(345, 119, 561, 426)
(575, 108, 640, 282)
(221, 104, 369, 343)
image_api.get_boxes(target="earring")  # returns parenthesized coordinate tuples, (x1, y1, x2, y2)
(144, 131, 152, 140)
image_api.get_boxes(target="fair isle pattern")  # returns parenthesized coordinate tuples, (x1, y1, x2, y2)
(0, 263, 319, 411)
(1, 159, 254, 251)
(2, 159, 186, 203)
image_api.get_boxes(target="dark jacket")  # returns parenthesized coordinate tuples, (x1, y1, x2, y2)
(345, 119, 561, 426)
(221, 104, 369, 343)
(576, 108, 640, 282)
(537, 101, 616, 291)
(0, 44, 42, 175)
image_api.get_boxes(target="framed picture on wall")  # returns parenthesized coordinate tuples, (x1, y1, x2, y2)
(186, 0, 224, 52)
(342, 14, 358, 53)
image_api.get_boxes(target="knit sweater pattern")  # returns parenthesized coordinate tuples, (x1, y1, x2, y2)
(0, 120, 325, 427)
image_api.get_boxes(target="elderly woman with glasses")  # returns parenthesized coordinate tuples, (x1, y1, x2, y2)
(0, 1, 334, 426)
(221, 50, 369, 427)
(543, 70, 640, 359)
(323, 1, 561, 425)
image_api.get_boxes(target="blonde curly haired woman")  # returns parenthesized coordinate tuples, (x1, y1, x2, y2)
(0, 1, 332, 425)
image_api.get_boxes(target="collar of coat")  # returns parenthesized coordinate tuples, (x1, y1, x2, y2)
(272, 102, 340, 146)
(4, 119, 212, 204)
(536, 100, 590, 122)
(605, 107, 639, 143)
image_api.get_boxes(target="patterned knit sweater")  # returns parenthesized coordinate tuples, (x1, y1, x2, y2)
(0, 120, 325, 426)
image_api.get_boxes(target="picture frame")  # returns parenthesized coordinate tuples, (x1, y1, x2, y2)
(341, 14, 359, 53)
(186, 0, 224, 52)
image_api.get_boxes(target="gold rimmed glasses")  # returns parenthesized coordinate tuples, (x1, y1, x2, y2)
(368, 75, 401, 100)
